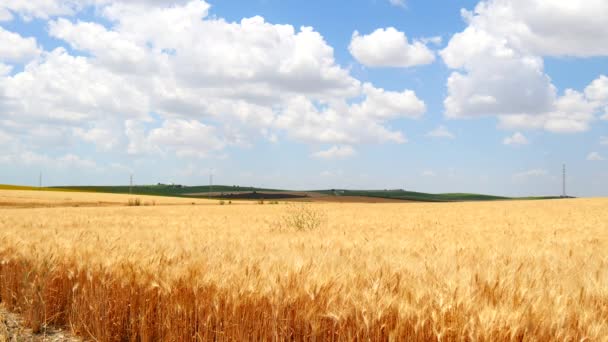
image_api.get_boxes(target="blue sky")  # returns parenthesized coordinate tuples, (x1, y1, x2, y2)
(0, 0, 606, 196)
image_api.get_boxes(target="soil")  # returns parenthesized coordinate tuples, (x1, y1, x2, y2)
(184, 191, 412, 203)
(0, 305, 80, 342)
(290, 195, 413, 203)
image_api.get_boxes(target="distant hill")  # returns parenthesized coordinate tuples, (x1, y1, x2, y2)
(0, 184, 75, 192)
(48, 185, 562, 202)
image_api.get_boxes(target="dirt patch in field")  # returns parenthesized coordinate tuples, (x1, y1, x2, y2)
(289, 195, 413, 203)
(0, 305, 80, 341)
(185, 191, 322, 199)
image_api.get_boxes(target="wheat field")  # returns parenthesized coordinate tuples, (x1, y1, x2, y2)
(0, 190, 607, 341)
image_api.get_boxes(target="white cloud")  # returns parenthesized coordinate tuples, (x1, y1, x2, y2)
(0, 7, 12, 21)
(0, 0, 192, 21)
(497, 89, 597, 133)
(421, 170, 436, 177)
(0, 1, 427, 157)
(587, 152, 605, 161)
(312, 145, 356, 160)
(601, 136, 608, 146)
(442, 28, 556, 118)
(441, 1, 608, 133)
(0, 63, 12, 75)
(73, 125, 122, 151)
(0, 1, 82, 21)
(503, 132, 528, 146)
(0, 150, 98, 170)
(421, 36, 442, 45)
(426, 125, 455, 139)
(585, 75, 608, 104)
(1, 47, 149, 124)
(126, 119, 225, 158)
(275, 88, 420, 145)
(349, 28, 435, 68)
(0, 129, 10, 145)
(0, 27, 40, 62)
(351, 83, 426, 120)
(388, 0, 406, 8)
(456, 1, 608, 58)
(512, 169, 547, 181)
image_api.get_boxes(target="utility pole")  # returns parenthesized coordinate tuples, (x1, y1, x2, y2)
(130, 174, 133, 195)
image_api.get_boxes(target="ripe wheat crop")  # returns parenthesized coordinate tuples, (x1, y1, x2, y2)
(0, 191, 607, 341)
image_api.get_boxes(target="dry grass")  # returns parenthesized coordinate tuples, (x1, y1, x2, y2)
(0, 190, 607, 341)
(0, 189, 222, 208)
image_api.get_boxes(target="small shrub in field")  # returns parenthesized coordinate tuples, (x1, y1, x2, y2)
(219, 200, 225, 205)
(269, 201, 279, 205)
(258, 199, 265, 205)
(127, 198, 141, 206)
(228, 200, 232, 205)
(277, 204, 326, 232)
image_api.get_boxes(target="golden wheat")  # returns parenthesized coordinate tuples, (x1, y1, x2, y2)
(0, 190, 607, 341)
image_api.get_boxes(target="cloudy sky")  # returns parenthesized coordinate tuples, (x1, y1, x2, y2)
(0, 0, 607, 196)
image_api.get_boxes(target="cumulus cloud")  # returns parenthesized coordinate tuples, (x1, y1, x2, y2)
(349, 28, 435, 68)
(503, 132, 528, 146)
(0, 0, 426, 158)
(125, 119, 225, 158)
(351, 83, 426, 120)
(0, 47, 149, 125)
(497, 89, 598, 133)
(458, 0, 608, 58)
(585, 75, 608, 104)
(73, 125, 122, 151)
(0, 27, 40, 62)
(426, 125, 455, 139)
(312, 145, 356, 160)
(441, 1, 608, 133)
(587, 152, 605, 161)
(275, 84, 423, 145)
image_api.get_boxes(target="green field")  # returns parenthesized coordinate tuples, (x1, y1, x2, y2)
(316, 189, 513, 202)
(0, 184, 76, 192)
(45, 185, 562, 202)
